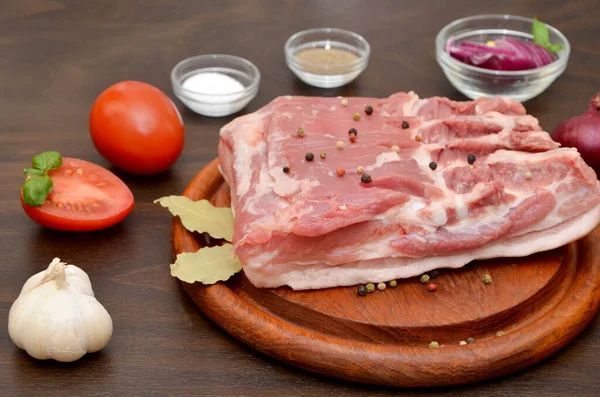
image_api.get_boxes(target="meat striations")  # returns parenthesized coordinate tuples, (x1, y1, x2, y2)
(218, 92, 600, 290)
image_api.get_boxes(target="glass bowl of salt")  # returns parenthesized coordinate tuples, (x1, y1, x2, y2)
(171, 54, 260, 117)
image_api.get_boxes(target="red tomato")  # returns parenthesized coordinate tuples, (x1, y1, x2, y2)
(21, 158, 134, 231)
(89, 81, 184, 175)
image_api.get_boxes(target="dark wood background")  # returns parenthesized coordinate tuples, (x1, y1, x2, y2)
(1, 1, 598, 396)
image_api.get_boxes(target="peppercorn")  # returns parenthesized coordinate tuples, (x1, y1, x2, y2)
(297, 127, 305, 137)
(357, 285, 367, 296)
(524, 171, 533, 180)
(402, 120, 410, 129)
(429, 161, 437, 170)
(305, 152, 314, 161)
(496, 331, 505, 337)
(427, 283, 438, 292)
(361, 174, 372, 184)
(391, 145, 400, 153)
(420, 274, 430, 284)
(388, 280, 397, 288)
(466, 337, 475, 344)
(349, 134, 356, 143)
(348, 127, 358, 135)
(320, 152, 327, 159)
(340, 98, 348, 107)
(336, 168, 346, 176)
(353, 113, 360, 121)
(430, 270, 440, 279)
(428, 341, 440, 349)
(283, 166, 290, 174)
(415, 135, 422, 142)
(459, 341, 467, 346)
(365, 282, 375, 293)
(364, 105, 374, 115)
(356, 165, 364, 174)
(336, 141, 345, 150)
(482, 274, 492, 284)
(377, 282, 386, 291)
(467, 154, 476, 165)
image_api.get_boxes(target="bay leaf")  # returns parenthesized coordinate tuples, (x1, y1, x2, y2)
(154, 195, 234, 241)
(170, 244, 242, 284)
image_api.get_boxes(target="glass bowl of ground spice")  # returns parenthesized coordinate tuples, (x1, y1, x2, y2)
(285, 28, 370, 88)
(171, 54, 260, 117)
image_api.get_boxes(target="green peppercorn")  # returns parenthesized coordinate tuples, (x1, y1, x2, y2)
(402, 120, 410, 129)
(496, 331, 505, 337)
(467, 153, 476, 165)
(430, 270, 440, 279)
(353, 113, 361, 121)
(305, 152, 314, 161)
(429, 161, 437, 170)
(428, 341, 440, 349)
(388, 280, 397, 288)
(466, 337, 475, 344)
(348, 127, 358, 135)
(320, 152, 327, 159)
(297, 127, 305, 137)
(361, 174, 372, 184)
(365, 282, 376, 293)
(357, 285, 367, 296)
(420, 274, 430, 284)
(482, 274, 492, 284)
(364, 105, 374, 115)
(283, 166, 290, 174)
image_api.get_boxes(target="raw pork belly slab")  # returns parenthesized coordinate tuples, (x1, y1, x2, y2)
(218, 92, 600, 290)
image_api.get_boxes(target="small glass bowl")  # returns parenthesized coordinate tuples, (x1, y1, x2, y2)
(171, 54, 260, 117)
(285, 28, 370, 88)
(435, 15, 570, 102)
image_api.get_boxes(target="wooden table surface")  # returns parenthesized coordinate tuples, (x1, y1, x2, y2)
(1, 1, 599, 396)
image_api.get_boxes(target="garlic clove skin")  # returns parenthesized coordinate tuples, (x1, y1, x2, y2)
(8, 258, 113, 362)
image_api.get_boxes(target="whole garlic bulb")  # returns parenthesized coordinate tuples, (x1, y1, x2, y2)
(8, 258, 113, 362)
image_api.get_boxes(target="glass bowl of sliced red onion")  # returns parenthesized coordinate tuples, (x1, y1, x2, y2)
(435, 14, 570, 102)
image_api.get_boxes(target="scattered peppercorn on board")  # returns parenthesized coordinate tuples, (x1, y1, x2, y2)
(171, 159, 600, 387)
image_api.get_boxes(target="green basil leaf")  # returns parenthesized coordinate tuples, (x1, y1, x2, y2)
(32, 151, 62, 173)
(532, 17, 550, 46)
(22, 175, 54, 207)
(23, 168, 44, 176)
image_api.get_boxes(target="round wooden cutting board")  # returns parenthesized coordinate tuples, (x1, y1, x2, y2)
(171, 159, 600, 387)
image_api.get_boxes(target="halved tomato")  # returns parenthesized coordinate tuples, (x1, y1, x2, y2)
(21, 158, 134, 231)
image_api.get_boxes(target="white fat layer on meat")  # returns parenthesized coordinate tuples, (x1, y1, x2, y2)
(487, 147, 578, 164)
(243, 204, 600, 290)
(230, 116, 266, 199)
(365, 152, 400, 171)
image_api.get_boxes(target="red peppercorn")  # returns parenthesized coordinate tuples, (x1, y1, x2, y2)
(349, 133, 357, 143)
(427, 283, 438, 292)
(336, 168, 346, 176)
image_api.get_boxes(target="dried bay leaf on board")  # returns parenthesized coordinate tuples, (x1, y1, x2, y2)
(170, 244, 242, 284)
(154, 195, 234, 241)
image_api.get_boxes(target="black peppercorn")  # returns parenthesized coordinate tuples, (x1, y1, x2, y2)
(357, 285, 367, 296)
(429, 161, 437, 170)
(466, 337, 476, 344)
(305, 152, 314, 161)
(348, 127, 358, 135)
(283, 166, 290, 174)
(402, 120, 410, 129)
(361, 174, 372, 183)
(364, 105, 374, 115)
(467, 154, 476, 164)
(430, 270, 440, 279)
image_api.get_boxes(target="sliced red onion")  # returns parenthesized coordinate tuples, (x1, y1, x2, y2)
(446, 37, 556, 71)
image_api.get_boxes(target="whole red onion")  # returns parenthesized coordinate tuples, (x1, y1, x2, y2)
(552, 93, 600, 174)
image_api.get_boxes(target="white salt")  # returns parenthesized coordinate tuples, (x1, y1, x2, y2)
(182, 72, 245, 95)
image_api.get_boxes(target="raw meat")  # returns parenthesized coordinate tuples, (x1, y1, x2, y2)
(218, 92, 600, 290)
